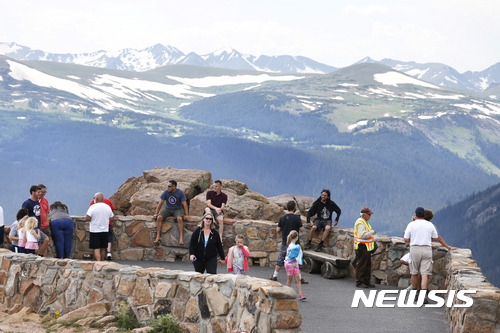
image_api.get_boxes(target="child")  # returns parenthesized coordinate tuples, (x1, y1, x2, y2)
(16, 216, 28, 253)
(24, 217, 40, 254)
(285, 230, 306, 300)
(226, 234, 250, 274)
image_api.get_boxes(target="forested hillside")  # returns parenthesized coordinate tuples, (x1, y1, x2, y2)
(434, 184, 500, 287)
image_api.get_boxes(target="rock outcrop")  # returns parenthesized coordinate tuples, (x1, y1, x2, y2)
(268, 194, 316, 216)
(189, 179, 283, 222)
(110, 168, 285, 222)
(110, 167, 212, 215)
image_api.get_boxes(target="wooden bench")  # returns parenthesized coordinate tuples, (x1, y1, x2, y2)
(302, 250, 351, 279)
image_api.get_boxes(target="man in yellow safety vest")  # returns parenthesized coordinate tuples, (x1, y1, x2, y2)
(353, 206, 376, 288)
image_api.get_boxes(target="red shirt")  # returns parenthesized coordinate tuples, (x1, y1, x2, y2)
(39, 197, 50, 229)
(206, 190, 227, 208)
(89, 198, 114, 225)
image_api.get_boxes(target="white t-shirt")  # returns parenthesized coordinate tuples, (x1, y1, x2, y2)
(0, 206, 4, 227)
(404, 219, 438, 246)
(86, 202, 114, 233)
(401, 253, 411, 263)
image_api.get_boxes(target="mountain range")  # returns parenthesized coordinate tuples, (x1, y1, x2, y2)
(1, 42, 499, 93)
(1, 48, 500, 286)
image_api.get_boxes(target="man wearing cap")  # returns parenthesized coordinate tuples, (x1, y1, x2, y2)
(353, 207, 376, 288)
(404, 207, 439, 293)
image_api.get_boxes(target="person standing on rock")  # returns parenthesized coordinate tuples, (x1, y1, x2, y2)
(205, 180, 228, 240)
(153, 180, 188, 245)
(86, 193, 114, 261)
(404, 207, 439, 294)
(354, 206, 376, 288)
(189, 212, 225, 274)
(270, 200, 308, 284)
(304, 189, 341, 252)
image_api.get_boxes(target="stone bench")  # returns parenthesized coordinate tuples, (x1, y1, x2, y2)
(302, 250, 350, 279)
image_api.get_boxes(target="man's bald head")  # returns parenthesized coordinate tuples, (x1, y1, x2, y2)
(94, 192, 104, 203)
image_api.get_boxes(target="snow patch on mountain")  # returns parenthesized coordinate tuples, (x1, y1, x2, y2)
(7, 60, 112, 103)
(405, 68, 429, 79)
(373, 71, 439, 89)
(348, 120, 368, 131)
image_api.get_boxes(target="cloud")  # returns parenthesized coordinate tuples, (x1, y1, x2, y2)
(343, 4, 389, 16)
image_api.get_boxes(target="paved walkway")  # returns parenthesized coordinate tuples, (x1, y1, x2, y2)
(118, 260, 449, 333)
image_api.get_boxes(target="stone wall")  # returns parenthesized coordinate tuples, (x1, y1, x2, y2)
(0, 249, 303, 332)
(2, 215, 451, 288)
(3, 215, 499, 332)
(444, 249, 500, 332)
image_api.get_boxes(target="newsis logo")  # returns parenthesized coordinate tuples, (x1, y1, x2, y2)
(351, 289, 476, 308)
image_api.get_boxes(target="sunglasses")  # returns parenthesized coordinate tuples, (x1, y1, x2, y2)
(204, 217, 213, 221)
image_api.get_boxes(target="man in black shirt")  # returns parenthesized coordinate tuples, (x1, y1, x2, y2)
(304, 189, 341, 252)
(270, 201, 308, 283)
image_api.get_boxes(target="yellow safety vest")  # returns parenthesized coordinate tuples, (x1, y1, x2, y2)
(354, 218, 375, 251)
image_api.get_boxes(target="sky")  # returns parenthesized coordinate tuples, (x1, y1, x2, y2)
(1, 0, 499, 73)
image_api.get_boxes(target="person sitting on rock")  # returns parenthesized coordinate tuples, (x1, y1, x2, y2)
(153, 180, 189, 245)
(304, 189, 341, 252)
(205, 180, 228, 239)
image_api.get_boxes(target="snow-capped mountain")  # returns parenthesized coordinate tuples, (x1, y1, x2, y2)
(0, 42, 336, 74)
(356, 56, 500, 92)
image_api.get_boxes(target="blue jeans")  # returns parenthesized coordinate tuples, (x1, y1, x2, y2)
(50, 219, 74, 258)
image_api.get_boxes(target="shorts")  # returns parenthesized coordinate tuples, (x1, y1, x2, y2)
(11, 245, 21, 253)
(41, 226, 51, 238)
(108, 223, 114, 243)
(313, 218, 332, 233)
(276, 243, 287, 267)
(159, 207, 185, 219)
(409, 246, 433, 275)
(89, 232, 108, 249)
(285, 259, 300, 276)
(210, 209, 224, 220)
(38, 229, 48, 243)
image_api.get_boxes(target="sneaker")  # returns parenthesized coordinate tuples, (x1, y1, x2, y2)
(300, 278, 309, 284)
(269, 276, 277, 281)
(106, 252, 112, 260)
(405, 285, 413, 291)
(315, 242, 324, 252)
(304, 240, 312, 250)
(299, 294, 307, 300)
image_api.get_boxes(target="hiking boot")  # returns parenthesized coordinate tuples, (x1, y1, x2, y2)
(315, 242, 324, 252)
(300, 278, 309, 284)
(269, 276, 277, 281)
(304, 240, 312, 250)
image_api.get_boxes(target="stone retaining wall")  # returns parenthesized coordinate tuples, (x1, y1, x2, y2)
(3, 215, 499, 332)
(3, 215, 451, 287)
(0, 249, 303, 332)
(444, 249, 500, 332)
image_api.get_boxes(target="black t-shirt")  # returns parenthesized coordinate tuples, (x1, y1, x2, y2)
(278, 213, 303, 243)
(22, 198, 41, 229)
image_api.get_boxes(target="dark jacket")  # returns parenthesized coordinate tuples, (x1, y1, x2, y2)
(189, 227, 225, 261)
(306, 197, 341, 224)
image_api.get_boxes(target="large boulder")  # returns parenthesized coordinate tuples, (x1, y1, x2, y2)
(110, 167, 212, 215)
(268, 194, 315, 216)
(190, 180, 283, 222)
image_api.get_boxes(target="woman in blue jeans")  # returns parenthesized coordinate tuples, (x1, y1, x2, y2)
(48, 201, 73, 258)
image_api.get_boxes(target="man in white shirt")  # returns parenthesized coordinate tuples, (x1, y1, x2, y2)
(86, 193, 114, 261)
(404, 207, 439, 292)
